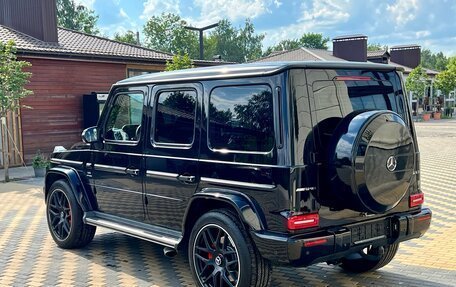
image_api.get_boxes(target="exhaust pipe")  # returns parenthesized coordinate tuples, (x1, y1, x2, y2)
(163, 247, 177, 257)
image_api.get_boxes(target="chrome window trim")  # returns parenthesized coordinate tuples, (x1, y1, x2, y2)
(91, 184, 142, 195)
(201, 177, 276, 190)
(92, 183, 182, 201)
(50, 158, 83, 166)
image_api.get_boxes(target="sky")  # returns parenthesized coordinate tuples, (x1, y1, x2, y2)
(76, 0, 456, 56)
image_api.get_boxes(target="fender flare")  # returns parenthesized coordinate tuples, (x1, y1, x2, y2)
(44, 166, 96, 212)
(184, 188, 267, 232)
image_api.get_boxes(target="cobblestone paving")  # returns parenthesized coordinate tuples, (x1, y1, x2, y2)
(0, 120, 455, 286)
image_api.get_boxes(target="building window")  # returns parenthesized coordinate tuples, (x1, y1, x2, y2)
(127, 69, 159, 78)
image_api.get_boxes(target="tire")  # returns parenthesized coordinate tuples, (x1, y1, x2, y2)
(46, 180, 96, 249)
(188, 209, 271, 287)
(340, 243, 399, 273)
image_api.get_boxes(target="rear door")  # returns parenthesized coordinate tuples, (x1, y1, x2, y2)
(143, 83, 202, 231)
(305, 69, 411, 226)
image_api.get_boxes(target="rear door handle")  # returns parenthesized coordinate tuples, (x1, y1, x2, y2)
(125, 168, 140, 176)
(177, 174, 196, 183)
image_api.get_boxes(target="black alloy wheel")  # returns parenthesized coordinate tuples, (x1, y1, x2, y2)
(193, 224, 240, 287)
(189, 210, 271, 287)
(48, 188, 72, 241)
(46, 180, 96, 249)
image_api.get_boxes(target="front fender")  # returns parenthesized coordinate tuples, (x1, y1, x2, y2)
(45, 166, 96, 212)
(186, 188, 267, 231)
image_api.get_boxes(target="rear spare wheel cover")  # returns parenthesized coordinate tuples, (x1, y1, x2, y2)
(330, 111, 415, 213)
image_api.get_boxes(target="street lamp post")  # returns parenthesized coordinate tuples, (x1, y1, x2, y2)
(184, 23, 219, 60)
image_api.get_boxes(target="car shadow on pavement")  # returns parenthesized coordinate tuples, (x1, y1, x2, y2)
(66, 231, 451, 287)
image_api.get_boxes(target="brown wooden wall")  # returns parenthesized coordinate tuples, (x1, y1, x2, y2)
(20, 58, 127, 162)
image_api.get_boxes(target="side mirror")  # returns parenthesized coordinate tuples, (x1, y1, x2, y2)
(82, 127, 98, 143)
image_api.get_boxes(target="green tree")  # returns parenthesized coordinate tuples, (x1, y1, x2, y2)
(421, 48, 449, 71)
(209, 103, 232, 124)
(297, 33, 330, 49)
(367, 43, 387, 51)
(206, 19, 264, 63)
(114, 31, 138, 45)
(264, 32, 329, 56)
(263, 40, 300, 56)
(405, 65, 429, 99)
(234, 90, 273, 133)
(165, 54, 194, 71)
(56, 0, 99, 35)
(143, 14, 264, 62)
(162, 91, 195, 113)
(143, 13, 199, 58)
(0, 40, 33, 181)
(435, 57, 456, 96)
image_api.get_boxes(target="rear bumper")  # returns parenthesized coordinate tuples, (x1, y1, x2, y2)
(251, 208, 432, 266)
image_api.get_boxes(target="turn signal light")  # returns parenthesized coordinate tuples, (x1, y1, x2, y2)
(410, 193, 424, 207)
(287, 213, 319, 230)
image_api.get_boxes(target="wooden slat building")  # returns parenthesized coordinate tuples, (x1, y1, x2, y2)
(0, 0, 222, 165)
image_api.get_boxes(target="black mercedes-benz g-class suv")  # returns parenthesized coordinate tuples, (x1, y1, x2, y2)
(45, 62, 431, 287)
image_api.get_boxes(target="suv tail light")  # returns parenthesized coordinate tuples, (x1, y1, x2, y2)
(410, 193, 424, 207)
(287, 213, 319, 230)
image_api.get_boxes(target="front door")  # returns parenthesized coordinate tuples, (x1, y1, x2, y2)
(144, 83, 202, 231)
(90, 86, 147, 222)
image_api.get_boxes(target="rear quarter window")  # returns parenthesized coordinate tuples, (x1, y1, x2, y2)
(208, 85, 274, 153)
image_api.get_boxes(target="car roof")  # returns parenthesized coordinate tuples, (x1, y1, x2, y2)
(115, 61, 403, 86)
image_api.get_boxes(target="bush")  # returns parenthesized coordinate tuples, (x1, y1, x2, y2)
(32, 151, 49, 168)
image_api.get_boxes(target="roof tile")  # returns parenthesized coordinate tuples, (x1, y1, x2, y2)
(367, 50, 389, 57)
(0, 25, 172, 61)
(254, 47, 345, 62)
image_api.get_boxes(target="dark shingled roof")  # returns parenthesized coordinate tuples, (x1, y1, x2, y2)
(390, 44, 420, 50)
(254, 47, 438, 76)
(0, 25, 172, 61)
(254, 47, 344, 62)
(367, 50, 389, 57)
(0, 25, 224, 65)
(388, 61, 439, 75)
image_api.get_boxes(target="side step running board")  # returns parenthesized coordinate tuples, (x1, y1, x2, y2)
(84, 211, 182, 249)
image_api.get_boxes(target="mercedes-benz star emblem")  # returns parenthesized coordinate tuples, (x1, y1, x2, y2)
(386, 155, 398, 172)
(215, 255, 222, 266)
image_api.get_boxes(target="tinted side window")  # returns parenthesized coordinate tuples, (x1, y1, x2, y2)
(154, 90, 196, 145)
(105, 93, 143, 142)
(209, 85, 274, 152)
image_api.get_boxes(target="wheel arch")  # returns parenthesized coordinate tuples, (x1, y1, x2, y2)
(181, 188, 267, 242)
(45, 167, 97, 212)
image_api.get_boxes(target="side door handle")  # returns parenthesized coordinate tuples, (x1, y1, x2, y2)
(177, 174, 196, 184)
(125, 168, 140, 176)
